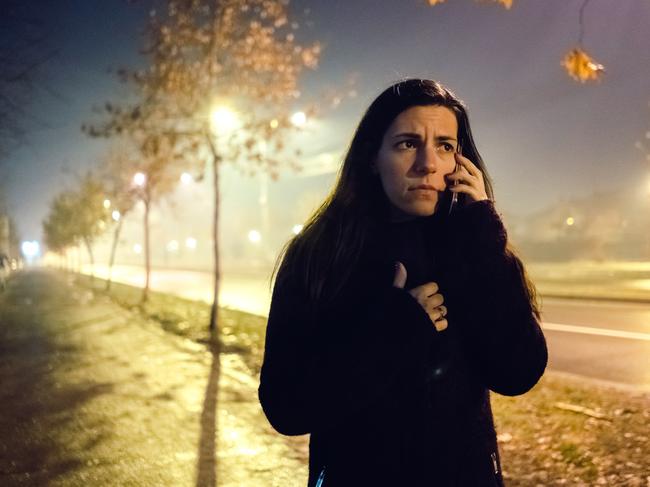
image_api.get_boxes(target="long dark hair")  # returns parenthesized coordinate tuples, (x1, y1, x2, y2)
(272, 79, 538, 315)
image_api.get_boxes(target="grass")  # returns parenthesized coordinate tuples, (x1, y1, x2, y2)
(74, 272, 650, 486)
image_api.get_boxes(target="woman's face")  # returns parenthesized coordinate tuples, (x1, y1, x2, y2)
(374, 105, 458, 220)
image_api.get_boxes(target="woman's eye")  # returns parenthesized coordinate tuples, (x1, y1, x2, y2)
(396, 140, 417, 150)
(441, 143, 455, 152)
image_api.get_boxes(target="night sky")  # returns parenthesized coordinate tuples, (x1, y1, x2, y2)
(3, 0, 650, 243)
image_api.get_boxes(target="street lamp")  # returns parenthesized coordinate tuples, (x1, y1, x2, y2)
(103, 199, 111, 209)
(180, 172, 193, 185)
(133, 172, 146, 187)
(290, 111, 307, 127)
(566, 216, 575, 226)
(185, 237, 197, 249)
(112, 210, 121, 222)
(248, 229, 261, 244)
(210, 106, 239, 133)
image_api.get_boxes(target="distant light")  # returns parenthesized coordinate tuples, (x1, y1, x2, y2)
(166, 240, 179, 252)
(248, 230, 261, 243)
(103, 199, 111, 209)
(269, 118, 279, 129)
(133, 244, 143, 254)
(21, 241, 40, 258)
(185, 237, 197, 249)
(180, 172, 193, 184)
(290, 111, 307, 127)
(292, 224, 303, 235)
(112, 210, 121, 221)
(210, 106, 239, 133)
(566, 217, 575, 226)
(133, 172, 146, 187)
(97, 220, 106, 230)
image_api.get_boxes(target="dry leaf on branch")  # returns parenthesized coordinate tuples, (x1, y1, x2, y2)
(562, 47, 605, 83)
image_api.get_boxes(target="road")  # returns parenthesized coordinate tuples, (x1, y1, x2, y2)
(81, 265, 650, 390)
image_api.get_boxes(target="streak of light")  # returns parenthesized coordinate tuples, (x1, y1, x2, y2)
(542, 322, 650, 341)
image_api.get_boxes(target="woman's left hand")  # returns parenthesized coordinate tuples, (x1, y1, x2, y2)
(447, 152, 489, 203)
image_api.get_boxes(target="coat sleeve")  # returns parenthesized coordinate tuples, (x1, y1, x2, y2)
(448, 200, 548, 396)
(258, 260, 438, 436)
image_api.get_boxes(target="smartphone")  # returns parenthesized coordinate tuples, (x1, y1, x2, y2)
(448, 142, 462, 215)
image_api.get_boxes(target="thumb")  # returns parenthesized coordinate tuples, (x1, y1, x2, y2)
(393, 261, 407, 289)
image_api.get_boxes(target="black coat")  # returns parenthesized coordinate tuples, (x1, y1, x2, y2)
(258, 200, 548, 486)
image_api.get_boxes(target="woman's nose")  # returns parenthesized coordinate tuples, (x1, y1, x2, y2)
(415, 146, 440, 174)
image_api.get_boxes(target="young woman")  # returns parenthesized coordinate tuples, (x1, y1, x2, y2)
(258, 79, 547, 486)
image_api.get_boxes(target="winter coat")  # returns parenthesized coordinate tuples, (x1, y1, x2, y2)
(258, 200, 548, 486)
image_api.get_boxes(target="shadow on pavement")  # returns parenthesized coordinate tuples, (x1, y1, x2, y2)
(195, 339, 220, 487)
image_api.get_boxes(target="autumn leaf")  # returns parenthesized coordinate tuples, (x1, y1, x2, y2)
(562, 47, 605, 83)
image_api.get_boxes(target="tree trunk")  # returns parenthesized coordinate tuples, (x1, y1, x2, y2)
(83, 236, 95, 283)
(142, 195, 151, 303)
(106, 218, 123, 291)
(207, 133, 221, 335)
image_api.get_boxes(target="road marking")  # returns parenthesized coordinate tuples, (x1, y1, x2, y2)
(542, 322, 650, 342)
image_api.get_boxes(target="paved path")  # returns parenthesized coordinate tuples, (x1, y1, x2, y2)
(0, 270, 307, 486)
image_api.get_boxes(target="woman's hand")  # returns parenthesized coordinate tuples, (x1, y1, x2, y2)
(447, 152, 488, 203)
(393, 261, 448, 332)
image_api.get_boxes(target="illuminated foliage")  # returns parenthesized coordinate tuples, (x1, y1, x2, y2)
(561, 47, 604, 84)
(85, 0, 322, 323)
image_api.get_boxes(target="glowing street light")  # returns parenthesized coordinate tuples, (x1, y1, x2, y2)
(166, 240, 179, 252)
(133, 172, 146, 187)
(292, 224, 304, 235)
(185, 237, 197, 249)
(566, 216, 575, 226)
(103, 199, 111, 209)
(248, 229, 261, 244)
(133, 244, 143, 254)
(112, 210, 121, 222)
(290, 111, 307, 127)
(210, 106, 239, 133)
(21, 240, 40, 258)
(269, 118, 279, 129)
(180, 172, 193, 185)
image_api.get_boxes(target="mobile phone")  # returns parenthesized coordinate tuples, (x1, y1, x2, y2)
(448, 143, 462, 215)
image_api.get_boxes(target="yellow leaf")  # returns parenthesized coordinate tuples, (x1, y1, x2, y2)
(562, 47, 605, 83)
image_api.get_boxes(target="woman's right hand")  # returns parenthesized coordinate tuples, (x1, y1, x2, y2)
(393, 261, 448, 332)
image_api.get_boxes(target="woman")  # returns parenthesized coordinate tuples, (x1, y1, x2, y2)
(258, 79, 547, 486)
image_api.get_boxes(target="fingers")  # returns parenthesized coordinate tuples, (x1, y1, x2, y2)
(454, 152, 482, 179)
(393, 261, 407, 289)
(434, 318, 448, 332)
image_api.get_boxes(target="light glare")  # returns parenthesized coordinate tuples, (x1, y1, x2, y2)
(290, 111, 307, 127)
(133, 172, 146, 187)
(248, 230, 261, 243)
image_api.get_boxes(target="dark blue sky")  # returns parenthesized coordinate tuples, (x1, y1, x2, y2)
(3, 0, 650, 241)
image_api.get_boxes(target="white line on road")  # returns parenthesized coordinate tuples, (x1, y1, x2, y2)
(542, 322, 650, 342)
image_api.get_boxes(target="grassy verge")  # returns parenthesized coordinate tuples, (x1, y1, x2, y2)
(74, 272, 649, 486)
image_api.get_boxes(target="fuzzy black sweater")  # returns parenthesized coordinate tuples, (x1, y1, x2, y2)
(258, 200, 548, 486)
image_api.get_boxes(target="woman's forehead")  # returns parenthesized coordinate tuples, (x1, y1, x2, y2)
(388, 105, 458, 134)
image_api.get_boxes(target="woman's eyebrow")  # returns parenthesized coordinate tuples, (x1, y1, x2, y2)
(392, 132, 457, 142)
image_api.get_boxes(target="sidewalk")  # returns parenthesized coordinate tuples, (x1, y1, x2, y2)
(0, 270, 308, 486)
